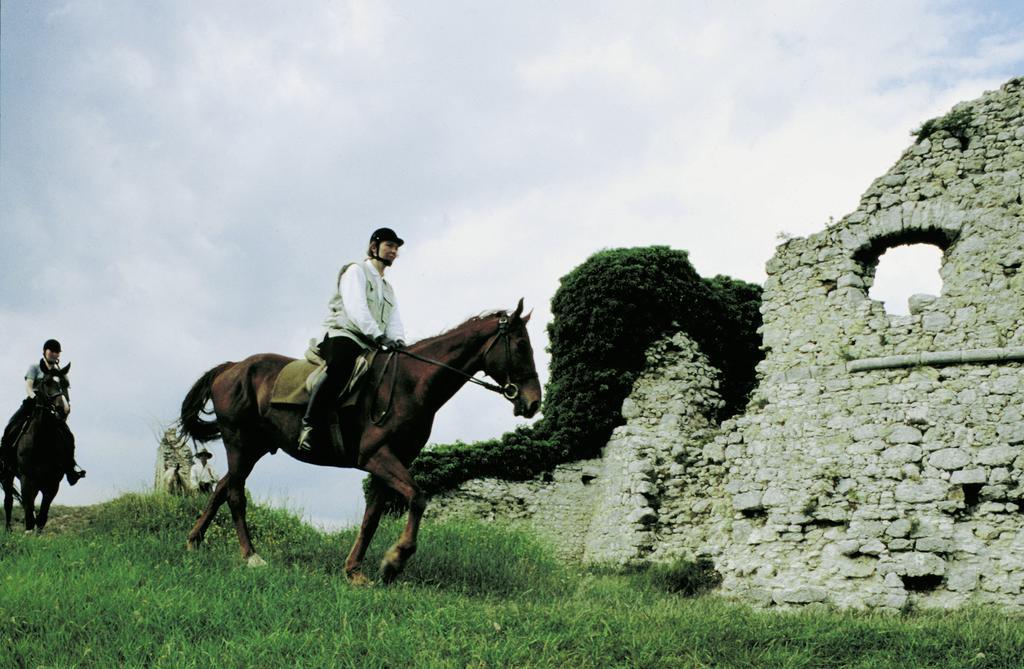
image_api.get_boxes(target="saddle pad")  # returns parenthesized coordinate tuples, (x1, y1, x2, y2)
(270, 360, 319, 406)
(269, 349, 379, 407)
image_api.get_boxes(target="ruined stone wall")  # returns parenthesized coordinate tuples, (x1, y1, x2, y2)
(154, 426, 194, 494)
(428, 332, 727, 563)
(711, 78, 1024, 611)
(428, 79, 1024, 612)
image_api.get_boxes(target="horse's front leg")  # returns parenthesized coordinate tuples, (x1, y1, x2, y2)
(2, 476, 14, 531)
(187, 475, 230, 550)
(20, 480, 37, 533)
(344, 477, 386, 585)
(362, 448, 427, 584)
(35, 481, 59, 532)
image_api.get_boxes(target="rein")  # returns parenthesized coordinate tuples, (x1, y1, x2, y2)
(369, 315, 536, 425)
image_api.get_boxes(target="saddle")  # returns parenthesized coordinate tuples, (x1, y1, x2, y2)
(269, 340, 377, 409)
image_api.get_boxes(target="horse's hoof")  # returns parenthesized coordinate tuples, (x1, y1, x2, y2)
(186, 538, 201, 551)
(379, 560, 401, 584)
(347, 571, 373, 587)
(246, 554, 268, 568)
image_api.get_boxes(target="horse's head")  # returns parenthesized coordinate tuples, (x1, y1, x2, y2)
(481, 299, 542, 418)
(37, 363, 71, 416)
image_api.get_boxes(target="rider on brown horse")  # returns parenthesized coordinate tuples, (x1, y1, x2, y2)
(0, 339, 85, 485)
(298, 228, 407, 451)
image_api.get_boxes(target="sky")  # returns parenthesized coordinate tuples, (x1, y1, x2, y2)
(2, 1, 1022, 529)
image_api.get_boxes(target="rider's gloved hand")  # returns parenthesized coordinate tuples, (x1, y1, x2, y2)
(375, 335, 402, 350)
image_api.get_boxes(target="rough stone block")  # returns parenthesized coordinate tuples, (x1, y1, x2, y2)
(946, 566, 981, 592)
(950, 468, 988, 485)
(724, 443, 745, 460)
(899, 552, 947, 577)
(882, 444, 923, 463)
(980, 485, 1007, 501)
(860, 539, 886, 555)
(838, 557, 878, 578)
(915, 537, 956, 553)
(627, 507, 658, 525)
(633, 481, 657, 497)
(928, 448, 971, 470)
(773, 586, 828, 604)
(702, 442, 725, 462)
(837, 539, 861, 556)
(895, 480, 950, 503)
(627, 460, 654, 474)
(888, 426, 924, 444)
(991, 377, 1019, 395)
(886, 519, 913, 537)
(934, 160, 958, 179)
(909, 294, 939, 314)
(978, 445, 1019, 465)
(761, 487, 790, 507)
(922, 312, 952, 332)
(732, 491, 764, 512)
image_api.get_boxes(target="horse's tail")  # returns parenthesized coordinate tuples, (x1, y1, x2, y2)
(1, 424, 23, 503)
(0, 471, 22, 504)
(180, 362, 234, 443)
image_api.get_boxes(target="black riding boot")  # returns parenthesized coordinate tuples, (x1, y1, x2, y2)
(66, 462, 86, 486)
(298, 371, 340, 451)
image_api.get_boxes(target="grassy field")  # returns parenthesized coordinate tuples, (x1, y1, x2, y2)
(1, 493, 1022, 668)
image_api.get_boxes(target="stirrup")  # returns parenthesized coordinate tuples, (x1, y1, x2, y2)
(297, 424, 315, 451)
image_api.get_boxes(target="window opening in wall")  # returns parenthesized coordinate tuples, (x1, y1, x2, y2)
(868, 244, 944, 315)
(961, 483, 984, 508)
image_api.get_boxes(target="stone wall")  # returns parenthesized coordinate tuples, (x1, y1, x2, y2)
(428, 332, 725, 561)
(427, 79, 1024, 612)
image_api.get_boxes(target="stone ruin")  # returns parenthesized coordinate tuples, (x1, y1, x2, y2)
(428, 79, 1024, 611)
(154, 425, 195, 495)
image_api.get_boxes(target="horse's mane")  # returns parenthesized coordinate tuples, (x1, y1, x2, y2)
(411, 310, 507, 349)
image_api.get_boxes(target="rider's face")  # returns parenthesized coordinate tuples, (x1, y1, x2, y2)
(43, 348, 60, 364)
(378, 241, 400, 264)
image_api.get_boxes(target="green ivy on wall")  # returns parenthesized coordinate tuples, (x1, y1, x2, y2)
(372, 246, 763, 507)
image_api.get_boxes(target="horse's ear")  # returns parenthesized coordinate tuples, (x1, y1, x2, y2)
(59, 363, 71, 376)
(511, 298, 524, 321)
(522, 309, 533, 324)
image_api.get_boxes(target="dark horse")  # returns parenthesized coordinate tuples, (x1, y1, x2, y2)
(179, 300, 541, 583)
(2, 364, 75, 532)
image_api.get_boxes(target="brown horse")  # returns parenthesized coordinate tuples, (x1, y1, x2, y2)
(2, 365, 74, 532)
(179, 299, 541, 582)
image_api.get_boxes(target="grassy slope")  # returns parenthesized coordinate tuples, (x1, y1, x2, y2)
(1, 494, 1022, 669)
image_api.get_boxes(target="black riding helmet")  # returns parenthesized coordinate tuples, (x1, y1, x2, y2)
(43, 339, 61, 352)
(370, 227, 404, 247)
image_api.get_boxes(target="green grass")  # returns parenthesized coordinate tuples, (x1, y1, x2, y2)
(2, 494, 1022, 668)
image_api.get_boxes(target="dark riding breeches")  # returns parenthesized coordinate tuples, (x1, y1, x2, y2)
(306, 336, 365, 424)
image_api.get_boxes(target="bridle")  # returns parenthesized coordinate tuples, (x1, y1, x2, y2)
(370, 314, 538, 425)
(35, 374, 69, 418)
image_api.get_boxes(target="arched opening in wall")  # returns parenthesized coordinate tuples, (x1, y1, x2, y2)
(867, 244, 945, 315)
